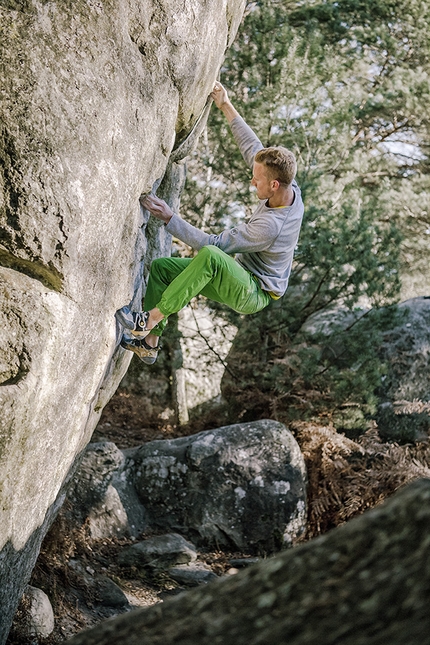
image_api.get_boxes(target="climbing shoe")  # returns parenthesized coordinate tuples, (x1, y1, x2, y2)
(115, 306, 150, 337)
(120, 333, 160, 365)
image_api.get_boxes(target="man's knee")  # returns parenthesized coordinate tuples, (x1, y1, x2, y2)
(150, 256, 180, 276)
(197, 245, 226, 262)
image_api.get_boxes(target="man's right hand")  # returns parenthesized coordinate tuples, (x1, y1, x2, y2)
(140, 194, 173, 224)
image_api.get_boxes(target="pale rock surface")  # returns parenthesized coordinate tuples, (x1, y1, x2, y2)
(24, 585, 55, 638)
(174, 303, 238, 422)
(128, 419, 307, 552)
(0, 0, 246, 640)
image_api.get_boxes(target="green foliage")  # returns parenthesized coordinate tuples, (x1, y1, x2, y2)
(221, 304, 403, 426)
(180, 0, 430, 422)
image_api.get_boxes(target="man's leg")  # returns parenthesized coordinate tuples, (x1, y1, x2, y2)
(155, 245, 270, 318)
(144, 256, 192, 337)
(118, 256, 191, 363)
(118, 246, 271, 351)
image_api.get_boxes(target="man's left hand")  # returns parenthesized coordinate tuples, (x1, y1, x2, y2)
(140, 194, 173, 224)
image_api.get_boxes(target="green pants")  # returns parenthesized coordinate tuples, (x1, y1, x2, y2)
(145, 245, 271, 336)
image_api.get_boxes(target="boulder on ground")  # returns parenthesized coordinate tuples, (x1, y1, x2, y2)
(68, 443, 125, 518)
(118, 533, 197, 571)
(96, 577, 129, 609)
(24, 585, 55, 638)
(67, 441, 147, 538)
(168, 564, 218, 587)
(64, 478, 430, 645)
(128, 419, 307, 553)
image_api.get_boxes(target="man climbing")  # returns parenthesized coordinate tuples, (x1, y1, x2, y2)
(116, 82, 304, 364)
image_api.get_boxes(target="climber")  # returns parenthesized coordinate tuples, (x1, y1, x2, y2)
(116, 81, 304, 364)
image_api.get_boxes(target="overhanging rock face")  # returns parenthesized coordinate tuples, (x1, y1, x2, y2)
(0, 0, 245, 641)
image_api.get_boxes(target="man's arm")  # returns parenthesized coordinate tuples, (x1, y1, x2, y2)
(139, 195, 279, 254)
(212, 82, 264, 169)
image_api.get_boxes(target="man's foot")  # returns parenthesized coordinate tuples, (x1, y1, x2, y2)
(120, 333, 160, 365)
(115, 306, 150, 337)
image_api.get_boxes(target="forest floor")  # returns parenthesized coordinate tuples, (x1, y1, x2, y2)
(7, 387, 430, 644)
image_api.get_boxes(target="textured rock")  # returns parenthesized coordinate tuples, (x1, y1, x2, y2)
(64, 478, 430, 645)
(68, 442, 126, 519)
(67, 442, 136, 539)
(24, 585, 55, 638)
(67, 559, 130, 611)
(87, 484, 130, 540)
(375, 297, 430, 442)
(129, 420, 307, 552)
(0, 0, 245, 641)
(118, 533, 197, 571)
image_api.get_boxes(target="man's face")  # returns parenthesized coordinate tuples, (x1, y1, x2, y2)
(251, 162, 275, 200)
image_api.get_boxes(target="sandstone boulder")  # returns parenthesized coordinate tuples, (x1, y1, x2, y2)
(23, 585, 55, 639)
(128, 419, 307, 552)
(0, 0, 245, 640)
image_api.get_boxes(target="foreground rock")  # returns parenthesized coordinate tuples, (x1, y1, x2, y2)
(65, 477, 430, 645)
(128, 420, 307, 552)
(0, 1, 245, 640)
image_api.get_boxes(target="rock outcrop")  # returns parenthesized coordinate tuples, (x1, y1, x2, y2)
(65, 477, 430, 645)
(173, 303, 238, 424)
(0, 1, 245, 641)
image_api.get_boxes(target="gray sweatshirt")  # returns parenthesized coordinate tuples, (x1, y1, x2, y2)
(166, 115, 304, 297)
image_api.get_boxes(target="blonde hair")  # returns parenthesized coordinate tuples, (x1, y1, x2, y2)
(254, 147, 297, 186)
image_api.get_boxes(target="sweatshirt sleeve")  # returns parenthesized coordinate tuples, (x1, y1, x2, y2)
(165, 211, 279, 254)
(230, 116, 264, 169)
(165, 213, 211, 250)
